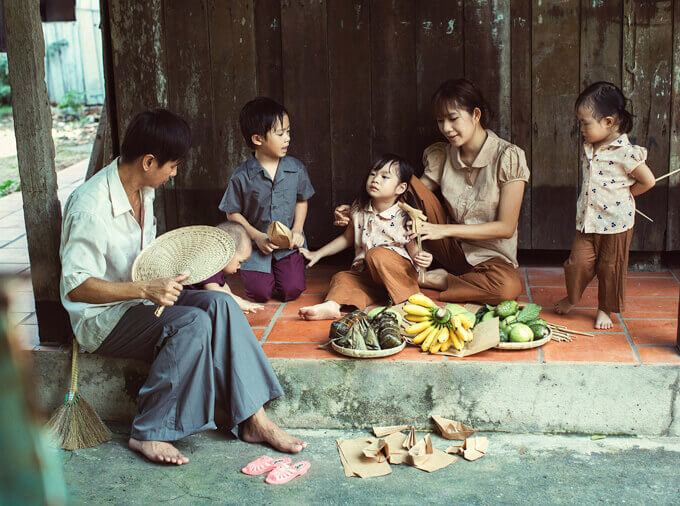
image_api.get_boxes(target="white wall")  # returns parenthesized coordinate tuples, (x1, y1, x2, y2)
(42, 0, 104, 105)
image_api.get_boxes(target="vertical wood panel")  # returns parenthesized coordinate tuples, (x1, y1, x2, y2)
(580, 0, 622, 87)
(164, 0, 215, 228)
(623, 1, 672, 251)
(464, 0, 511, 140)
(281, 0, 332, 247)
(208, 1, 258, 191)
(370, 0, 418, 165)
(667, 0, 680, 250)
(108, 0, 171, 231)
(531, 0, 580, 250)
(327, 0, 372, 207)
(254, 0, 283, 102)
(510, 0, 532, 249)
(415, 0, 465, 167)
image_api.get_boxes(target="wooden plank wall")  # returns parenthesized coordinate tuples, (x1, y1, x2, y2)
(105, 0, 680, 252)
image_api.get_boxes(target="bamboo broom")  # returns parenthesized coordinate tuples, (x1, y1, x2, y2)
(46, 340, 111, 450)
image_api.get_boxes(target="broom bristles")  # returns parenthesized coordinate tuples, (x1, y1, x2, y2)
(47, 394, 112, 450)
(46, 339, 112, 450)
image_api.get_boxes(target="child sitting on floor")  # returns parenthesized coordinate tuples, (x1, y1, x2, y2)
(187, 222, 263, 313)
(219, 97, 315, 303)
(554, 82, 656, 329)
(298, 154, 432, 320)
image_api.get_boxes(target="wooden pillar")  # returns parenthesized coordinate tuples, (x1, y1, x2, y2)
(2, 0, 71, 344)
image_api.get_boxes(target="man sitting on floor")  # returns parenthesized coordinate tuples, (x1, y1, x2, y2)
(59, 109, 305, 465)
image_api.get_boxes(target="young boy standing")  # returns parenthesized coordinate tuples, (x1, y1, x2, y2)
(219, 97, 314, 302)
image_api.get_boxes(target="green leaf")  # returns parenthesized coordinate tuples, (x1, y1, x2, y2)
(516, 303, 542, 323)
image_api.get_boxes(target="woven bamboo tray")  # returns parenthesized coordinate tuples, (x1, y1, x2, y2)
(494, 326, 552, 350)
(331, 339, 406, 358)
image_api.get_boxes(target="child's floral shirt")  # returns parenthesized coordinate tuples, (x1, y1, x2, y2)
(576, 133, 646, 234)
(351, 202, 412, 270)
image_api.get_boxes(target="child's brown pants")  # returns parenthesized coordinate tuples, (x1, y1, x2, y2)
(563, 229, 633, 313)
(325, 247, 420, 309)
(407, 176, 523, 305)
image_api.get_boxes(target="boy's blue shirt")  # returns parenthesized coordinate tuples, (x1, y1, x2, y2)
(219, 153, 315, 273)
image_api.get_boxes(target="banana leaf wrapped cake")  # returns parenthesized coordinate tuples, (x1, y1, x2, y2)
(329, 308, 403, 351)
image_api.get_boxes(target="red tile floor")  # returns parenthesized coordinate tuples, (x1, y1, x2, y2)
(233, 264, 680, 365)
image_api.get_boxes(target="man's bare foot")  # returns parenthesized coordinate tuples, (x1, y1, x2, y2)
(420, 268, 448, 290)
(595, 309, 614, 330)
(129, 438, 189, 465)
(299, 300, 342, 320)
(553, 297, 574, 315)
(240, 408, 307, 454)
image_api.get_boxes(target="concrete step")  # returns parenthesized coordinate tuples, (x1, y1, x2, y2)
(33, 349, 680, 437)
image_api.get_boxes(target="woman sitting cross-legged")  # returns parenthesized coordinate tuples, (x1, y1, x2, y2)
(334, 79, 529, 305)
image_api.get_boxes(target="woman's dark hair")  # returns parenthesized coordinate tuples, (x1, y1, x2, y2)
(239, 97, 289, 149)
(432, 78, 493, 127)
(120, 109, 191, 165)
(575, 81, 634, 134)
(354, 154, 417, 210)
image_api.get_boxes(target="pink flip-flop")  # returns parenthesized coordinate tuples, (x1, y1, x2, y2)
(241, 455, 292, 475)
(265, 461, 311, 485)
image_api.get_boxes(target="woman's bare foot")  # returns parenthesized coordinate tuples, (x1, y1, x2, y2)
(129, 438, 189, 465)
(299, 300, 342, 320)
(595, 309, 614, 330)
(420, 268, 448, 290)
(240, 408, 307, 454)
(553, 297, 574, 315)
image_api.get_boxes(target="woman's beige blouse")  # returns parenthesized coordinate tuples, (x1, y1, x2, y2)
(422, 130, 530, 268)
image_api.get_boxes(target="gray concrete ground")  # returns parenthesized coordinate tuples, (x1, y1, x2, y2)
(59, 426, 680, 505)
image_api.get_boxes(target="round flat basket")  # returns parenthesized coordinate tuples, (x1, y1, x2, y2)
(132, 225, 235, 285)
(495, 327, 551, 350)
(331, 339, 406, 358)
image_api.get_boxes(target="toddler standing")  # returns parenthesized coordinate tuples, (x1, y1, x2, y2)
(554, 82, 656, 329)
(219, 97, 315, 302)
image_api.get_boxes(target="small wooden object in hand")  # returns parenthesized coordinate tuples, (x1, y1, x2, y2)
(398, 202, 428, 283)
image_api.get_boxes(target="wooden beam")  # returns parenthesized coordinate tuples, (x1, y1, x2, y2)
(1, 0, 71, 344)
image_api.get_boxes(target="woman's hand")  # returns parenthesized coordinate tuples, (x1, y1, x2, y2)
(409, 222, 452, 242)
(412, 251, 433, 269)
(142, 274, 188, 306)
(299, 247, 322, 268)
(291, 230, 305, 249)
(333, 205, 351, 227)
(255, 232, 279, 254)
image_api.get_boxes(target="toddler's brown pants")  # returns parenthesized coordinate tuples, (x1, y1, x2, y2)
(407, 176, 523, 305)
(563, 229, 633, 313)
(325, 247, 420, 309)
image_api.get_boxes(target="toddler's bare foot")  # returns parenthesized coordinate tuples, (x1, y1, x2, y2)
(299, 300, 342, 320)
(553, 297, 574, 315)
(240, 408, 307, 454)
(420, 268, 448, 290)
(595, 309, 614, 330)
(129, 438, 189, 465)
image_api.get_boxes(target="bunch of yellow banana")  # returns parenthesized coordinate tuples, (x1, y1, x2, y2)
(404, 293, 474, 353)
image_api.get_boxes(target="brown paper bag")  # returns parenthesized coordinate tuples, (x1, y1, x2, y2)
(432, 415, 476, 440)
(267, 221, 293, 249)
